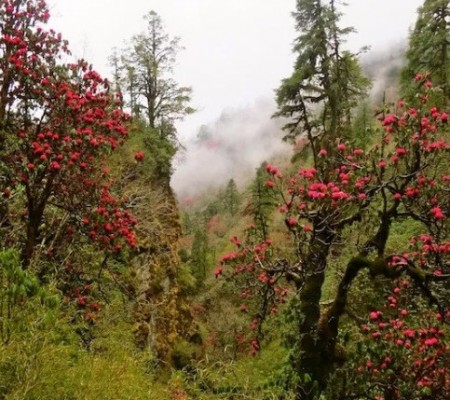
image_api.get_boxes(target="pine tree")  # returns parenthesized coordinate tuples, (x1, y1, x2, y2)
(400, 0, 450, 102)
(223, 179, 241, 216)
(351, 100, 375, 150)
(245, 164, 273, 242)
(112, 11, 194, 139)
(274, 0, 370, 147)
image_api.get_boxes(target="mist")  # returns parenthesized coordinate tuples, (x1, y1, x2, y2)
(361, 44, 406, 102)
(171, 98, 291, 199)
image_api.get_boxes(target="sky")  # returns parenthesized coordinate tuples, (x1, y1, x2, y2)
(47, 0, 424, 139)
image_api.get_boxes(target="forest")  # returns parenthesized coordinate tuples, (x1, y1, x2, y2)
(0, 0, 448, 399)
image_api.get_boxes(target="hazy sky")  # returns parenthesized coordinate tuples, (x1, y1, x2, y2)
(47, 0, 424, 139)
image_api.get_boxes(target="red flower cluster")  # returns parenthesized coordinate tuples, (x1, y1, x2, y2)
(134, 151, 145, 161)
(83, 186, 137, 252)
(215, 229, 290, 355)
(355, 283, 449, 398)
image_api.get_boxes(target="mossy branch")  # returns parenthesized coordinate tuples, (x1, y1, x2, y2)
(320, 253, 449, 360)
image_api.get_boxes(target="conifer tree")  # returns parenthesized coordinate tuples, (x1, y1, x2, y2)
(245, 164, 273, 242)
(272, 2, 370, 390)
(112, 11, 194, 139)
(269, 0, 373, 396)
(274, 0, 370, 148)
(223, 179, 241, 216)
(190, 228, 210, 286)
(351, 100, 375, 150)
(400, 0, 450, 102)
(110, 11, 195, 363)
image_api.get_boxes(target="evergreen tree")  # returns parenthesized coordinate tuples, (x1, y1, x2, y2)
(181, 212, 194, 235)
(245, 164, 273, 242)
(400, 0, 450, 102)
(274, 0, 370, 148)
(223, 179, 241, 216)
(109, 11, 196, 362)
(351, 100, 375, 150)
(270, 1, 371, 396)
(203, 201, 219, 221)
(190, 228, 210, 286)
(112, 11, 194, 139)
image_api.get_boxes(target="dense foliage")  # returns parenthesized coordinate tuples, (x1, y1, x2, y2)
(0, 0, 134, 265)
(400, 0, 450, 102)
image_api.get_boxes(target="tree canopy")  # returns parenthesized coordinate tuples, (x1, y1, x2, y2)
(400, 0, 450, 102)
(111, 10, 194, 140)
(274, 0, 370, 145)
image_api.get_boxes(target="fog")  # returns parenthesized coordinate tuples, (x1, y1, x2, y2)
(171, 98, 290, 199)
(362, 44, 406, 102)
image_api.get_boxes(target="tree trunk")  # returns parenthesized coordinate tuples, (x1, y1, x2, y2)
(22, 212, 41, 267)
(294, 234, 334, 400)
(22, 178, 53, 267)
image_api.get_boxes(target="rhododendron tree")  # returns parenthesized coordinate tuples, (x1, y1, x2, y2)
(348, 282, 449, 399)
(219, 76, 449, 399)
(0, 0, 136, 272)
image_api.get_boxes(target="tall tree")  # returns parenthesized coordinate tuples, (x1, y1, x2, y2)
(274, 0, 370, 147)
(400, 0, 450, 102)
(271, 7, 371, 390)
(190, 227, 210, 286)
(0, 0, 134, 267)
(223, 78, 449, 400)
(114, 11, 194, 139)
(351, 100, 375, 150)
(223, 179, 241, 216)
(244, 163, 274, 242)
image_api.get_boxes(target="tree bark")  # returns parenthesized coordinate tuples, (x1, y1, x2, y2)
(294, 233, 334, 400)
(22, 211, 41, 267)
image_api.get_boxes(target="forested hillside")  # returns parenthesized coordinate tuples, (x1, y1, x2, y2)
(0, 1, 448, 400)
